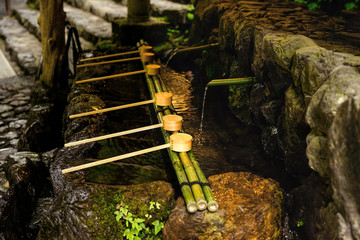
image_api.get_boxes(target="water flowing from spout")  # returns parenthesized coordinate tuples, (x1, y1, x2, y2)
(198, 86, 208, 141)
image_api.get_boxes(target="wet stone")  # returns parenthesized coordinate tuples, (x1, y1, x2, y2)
(10, 139, 19, 147)
(0, 126, 9, 133)
(0, 148, 17, 162)
(9, 119, 27, 130)
(0, 104, 13, 113)
(1, 111, 15, 118)
(3, 131, 19, 140)
(9, 100, 28, 107)
(15, 104, 31, 114)
(0, 171, 10, 193)
(0, 121, 4, 126)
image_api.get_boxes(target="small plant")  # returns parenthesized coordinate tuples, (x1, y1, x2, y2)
(297, 220, 305, 227)
(114, 200, 166, 240)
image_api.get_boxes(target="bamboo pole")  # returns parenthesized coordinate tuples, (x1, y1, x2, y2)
(141, 62, 197, 213)
(187, 151, 218, 212)
(62, 143, 171, 174)
(69, 99, 155, 119)
(77, 56, 141, 68)
(207, 77, 257, 87)
(147, 60, 218, 212)
(64, 123, 163, 147)
(176, 43, 219, 54)
(79, 50, 140, 62)
(75, 69, 146, 84)
(179, 152, 207, 210)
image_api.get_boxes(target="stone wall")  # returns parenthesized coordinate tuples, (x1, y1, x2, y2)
(190, 0, 360, 239)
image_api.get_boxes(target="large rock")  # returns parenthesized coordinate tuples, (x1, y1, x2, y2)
(283, 86, 311, 177)
(306, 66, 360, 134)
(163, 172, 283, 239)
(291, 46, 345, 106)
(329, 97, 360, 239)
(37, 181, 175, 239)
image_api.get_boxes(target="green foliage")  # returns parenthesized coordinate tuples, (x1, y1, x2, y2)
(297, 220, 305, 227)
(114, 200, 166, 240)
(86, 188, 171, 240)
(291, 0, 359, 11)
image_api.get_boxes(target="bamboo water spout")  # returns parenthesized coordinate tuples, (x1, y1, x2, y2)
(69, 91, 172, 119)
(75, 64, 160, 84)
(61, 133, 193, 174)
(64, 115, 182, 147)
(207, 77, 257, 87)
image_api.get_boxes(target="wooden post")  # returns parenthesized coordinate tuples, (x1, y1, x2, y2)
(39, 0, 66, 88)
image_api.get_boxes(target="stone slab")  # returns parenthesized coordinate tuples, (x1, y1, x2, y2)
(64, 3, 112, 44)
(0, 49, 17, 80)
(0, 17, 41, 75)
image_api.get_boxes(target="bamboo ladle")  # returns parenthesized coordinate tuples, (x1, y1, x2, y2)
(64, 115, 183, 147)
(69, 91, 172, 119)
(77, 52, 154, 68)
(79, 45, 153, 62)
(75, 64, 161, 84)
(62, 133, 193, 174)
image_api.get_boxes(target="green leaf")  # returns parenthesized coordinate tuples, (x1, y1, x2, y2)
(152, 220, 164, 235)
(187, 13, 195, 21)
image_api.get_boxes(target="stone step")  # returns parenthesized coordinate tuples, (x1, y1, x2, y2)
(13, 8, 94, 50)
(64, 3, 112, 44)
(0, 16, 41, 75)
(67, 0, 189, 25)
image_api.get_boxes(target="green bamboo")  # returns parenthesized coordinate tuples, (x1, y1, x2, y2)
(179, 152, 207, 210)
(152, 68, 218, 211)
(188, 151, 218, 212)
(151, 71, 208, 211)
(176, 43, 219, 54)
(142, 61, 197, 213)
(207, 77, 257, 87)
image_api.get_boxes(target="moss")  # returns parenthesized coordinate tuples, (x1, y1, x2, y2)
(228, 85, 254, 125)
(85, 186, 173, 239)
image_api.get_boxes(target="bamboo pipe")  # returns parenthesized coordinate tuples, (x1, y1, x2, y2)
(187, 151, 218, 212)
(79, 46, 153, 62)
(175, 43, 219, 54)
(65, 115, 182, 147)
(141, 64, 197, 213)
(148, 61, 218, 212)
(179, 152, 207, 210)
(75, 64, 161, 84)
(62, 133, 193, 174)
(69, 91, 172, 119)
(207, 77, 257, 87)
(150, 76, 208, 211)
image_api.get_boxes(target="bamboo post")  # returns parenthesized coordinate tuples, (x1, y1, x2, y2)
(64, 123, 163, 147)
(207, 77, 257, 87)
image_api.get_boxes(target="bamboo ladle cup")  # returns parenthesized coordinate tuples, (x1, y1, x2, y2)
(69, 91, 172, 119)
(75, 64, 161, 84)
(62, 133, 193, 174)
(79, 45, 153, 62)
(77, 52, 154, 68)
(64, 115, 183, 147)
